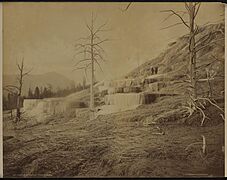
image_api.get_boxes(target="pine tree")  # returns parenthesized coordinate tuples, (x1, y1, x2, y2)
(34, 86, 40, 99)
(42, 87, 48, 98)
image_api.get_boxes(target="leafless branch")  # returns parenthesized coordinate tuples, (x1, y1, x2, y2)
(198, 106, 206, 126)
(94, 58, 103, 72)
(74, 50, 92, 57)
(162, 10, 187, 23)
(93, 45, 105, 55)
(16, 58, 24, 72)
(85, 22, 92, 33)
(75, 35, 91, 42)
(93, 39, 110, 46)
(4, 85, 19, 90)
(194, 3, 201, 18)
(121, 2, 132, 12)
(93, 20, 109, 35)
(74, 58, 91, 67)
(22, 68, 33, 77)
(95, 43, 106, 53)
(161, 10, 190, 29)
(94, 34, 102, 41)
(94, 52, 106, 62)
(185, 142, 203, 151)
(196, 97, 224, 113)
(73, 63, 91, 72)
(195, 2, 201, 6)
(73, 67, 86, 71)
(185, 2, 190, 12)
(74, 43, 91, 52)
(160, 22, 189, 30)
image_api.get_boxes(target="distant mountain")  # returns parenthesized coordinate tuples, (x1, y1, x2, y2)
(3, 72, 75, 96)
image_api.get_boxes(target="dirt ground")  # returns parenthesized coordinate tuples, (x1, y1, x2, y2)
(3, 96, 225, 177)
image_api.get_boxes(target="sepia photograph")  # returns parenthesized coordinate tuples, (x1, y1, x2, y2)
(2, 2, 225, 177)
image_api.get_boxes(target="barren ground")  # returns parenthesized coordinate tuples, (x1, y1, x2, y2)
(3, 96, 225, 177)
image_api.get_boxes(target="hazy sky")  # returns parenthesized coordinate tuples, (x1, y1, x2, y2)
(3, 2, 224, 84)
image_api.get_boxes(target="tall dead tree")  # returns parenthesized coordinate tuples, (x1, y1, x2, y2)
(161, 2, 201, 99)
(73, 13, 109, 120)
(161, 2, 224, 98)
(4, 58, 32, 122)
(161, 3, 225, 125)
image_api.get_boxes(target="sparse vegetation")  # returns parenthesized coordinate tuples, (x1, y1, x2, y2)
(3, 59, 32, 122)
(3, 95, 224, 177)
(3, 2, 224, 178)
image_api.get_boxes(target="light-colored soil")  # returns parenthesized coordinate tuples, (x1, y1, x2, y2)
(3, 96, 224, 177)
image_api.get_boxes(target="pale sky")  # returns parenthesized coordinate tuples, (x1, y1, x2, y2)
(3, 2, 224, 84)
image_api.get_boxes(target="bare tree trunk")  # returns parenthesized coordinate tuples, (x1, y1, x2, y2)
(161, 3, 201, 99)
(16, 96, 21, 122)
(16, 59, 32, 122)
(16, 65, 23, 122)
(189, 3, 197, 99)
(90, 16, 95, 120)
(4, 59, 32, 123)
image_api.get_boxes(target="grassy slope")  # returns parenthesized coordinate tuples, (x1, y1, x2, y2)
(3, 96, 224, 177)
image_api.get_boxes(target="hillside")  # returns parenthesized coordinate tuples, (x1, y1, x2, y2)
(3, 23, 225, 178)
(3, 72, 75, 96)
(126, 23, 224, 95)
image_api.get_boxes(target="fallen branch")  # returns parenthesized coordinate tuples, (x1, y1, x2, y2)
(197, 106, 207, 126)
(151, 132, 165, 135)
(120, 2, 132, 12)
(185, 142, 203, 151)
(201, 135, 206, 154)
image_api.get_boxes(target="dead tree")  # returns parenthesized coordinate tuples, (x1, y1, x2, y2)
(161, 3, 224, 97)
(160, 3, 225, 125)
(3, 58, 32, 122)
(73, 13, 109, 120)
(161, 3, 202, 99)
